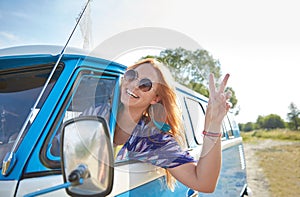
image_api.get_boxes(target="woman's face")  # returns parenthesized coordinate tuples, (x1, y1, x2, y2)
(120, 63, 161, 109)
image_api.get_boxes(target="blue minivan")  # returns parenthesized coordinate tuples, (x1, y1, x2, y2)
(0, 45, 251, 196)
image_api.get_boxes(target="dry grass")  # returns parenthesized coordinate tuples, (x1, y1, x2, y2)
(241, 129, 300, 142)
(256, 144, 300, 197)
(241, 130, 300, 196)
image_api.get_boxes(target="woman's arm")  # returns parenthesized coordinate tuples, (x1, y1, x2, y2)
(168, 73, 231, 193)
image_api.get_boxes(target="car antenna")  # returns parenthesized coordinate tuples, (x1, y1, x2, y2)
(2, 0, 92, 176)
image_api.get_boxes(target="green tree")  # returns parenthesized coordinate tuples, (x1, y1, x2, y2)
(287, 102, 300, 130)
(240, 122, 256, 132)
(256, 115, 265, 129)
(257, 114, 285, 130)
(187, 81, 209, 97)
(154, 48, 221, 86)
(143, 48, 238, 108)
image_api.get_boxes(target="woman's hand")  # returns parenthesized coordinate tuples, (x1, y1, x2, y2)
(204, 73, 231, 132)
(168, 73, 231, 192)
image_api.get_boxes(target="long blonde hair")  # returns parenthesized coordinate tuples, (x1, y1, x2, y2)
(127, 58, 185, 191)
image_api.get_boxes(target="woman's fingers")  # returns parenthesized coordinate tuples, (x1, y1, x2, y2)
(209, 73, 230, 95)
(219, 73, 230, 93)
(225, 90, 232, 100)
(208, 73, 216, 96)
(205, 73, 231, 129)
(208, 73, 231, 113)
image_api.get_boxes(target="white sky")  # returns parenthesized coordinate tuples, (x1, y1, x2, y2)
(1, 0, 299, 123)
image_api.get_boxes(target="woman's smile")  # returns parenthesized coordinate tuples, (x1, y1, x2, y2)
(126, 88, 139, 99)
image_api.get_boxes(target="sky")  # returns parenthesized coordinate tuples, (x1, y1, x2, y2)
(0, 0, 299, 123)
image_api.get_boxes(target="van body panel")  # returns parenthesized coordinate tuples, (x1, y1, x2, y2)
(211, 140, 247, 196)
(114, 177, 191, 197)
(0, 181, 18, 196)
(16, 176, 67, 197)
(109, 163, 166, 196)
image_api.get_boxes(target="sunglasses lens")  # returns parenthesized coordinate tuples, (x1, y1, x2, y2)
(124, 70, 137, 81)
(124, 70, 153, 92)
(139, 78, 152, 92)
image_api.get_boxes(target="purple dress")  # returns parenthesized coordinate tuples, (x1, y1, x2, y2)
(115, 116, 195, 168)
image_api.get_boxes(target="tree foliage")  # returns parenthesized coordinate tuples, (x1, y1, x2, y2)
(239, 122, 257, 132)
(143, 47, 238, 108)
(149, 47, 221, 87)
(239, 102, 300, 132)
(254, 114, 285, 130)
(240, 114, 286, 131)
(287, 102, 300, 130)
(260, 114, 285, 130)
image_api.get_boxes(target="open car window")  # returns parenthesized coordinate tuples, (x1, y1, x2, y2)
(43, 71, 117, 168)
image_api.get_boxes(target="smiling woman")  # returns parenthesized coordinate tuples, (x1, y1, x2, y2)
(109, 58, 231, 192)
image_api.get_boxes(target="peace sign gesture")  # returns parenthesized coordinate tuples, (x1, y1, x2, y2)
(204, 73, 231, 132)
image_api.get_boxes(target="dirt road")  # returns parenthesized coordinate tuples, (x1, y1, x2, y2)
(243, 139, 296, 197)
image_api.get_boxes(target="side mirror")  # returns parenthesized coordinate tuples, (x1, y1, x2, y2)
(61, 116, 114, 196)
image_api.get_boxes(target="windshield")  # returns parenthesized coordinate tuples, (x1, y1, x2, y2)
(0, 64, 63, 164)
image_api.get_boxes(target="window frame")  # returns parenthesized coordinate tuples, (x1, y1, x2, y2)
(222, 115, 234, 139)
(183, 96, 206, 145)
(40, 69, 118, 169)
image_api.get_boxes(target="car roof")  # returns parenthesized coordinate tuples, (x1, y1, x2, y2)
(0, 45, 89, 57)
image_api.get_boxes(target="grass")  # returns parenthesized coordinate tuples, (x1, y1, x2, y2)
(241, 129, 300, 197)
(256, 144, 300, 197)
(241, 129, 300, 143)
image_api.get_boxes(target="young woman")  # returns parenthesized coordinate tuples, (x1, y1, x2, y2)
(112, 58, 231, 192)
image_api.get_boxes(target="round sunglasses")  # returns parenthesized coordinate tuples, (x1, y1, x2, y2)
(124, 69, 153, 92)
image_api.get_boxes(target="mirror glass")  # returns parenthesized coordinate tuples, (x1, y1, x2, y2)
(62, 116, 113, 196)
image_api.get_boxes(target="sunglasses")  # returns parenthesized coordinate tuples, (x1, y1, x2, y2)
(124, 69, 153, 92)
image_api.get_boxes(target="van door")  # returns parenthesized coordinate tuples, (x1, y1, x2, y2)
(16, 65, 120, 196)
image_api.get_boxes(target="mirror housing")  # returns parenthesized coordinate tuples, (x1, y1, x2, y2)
(61, 116, 114, 196)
